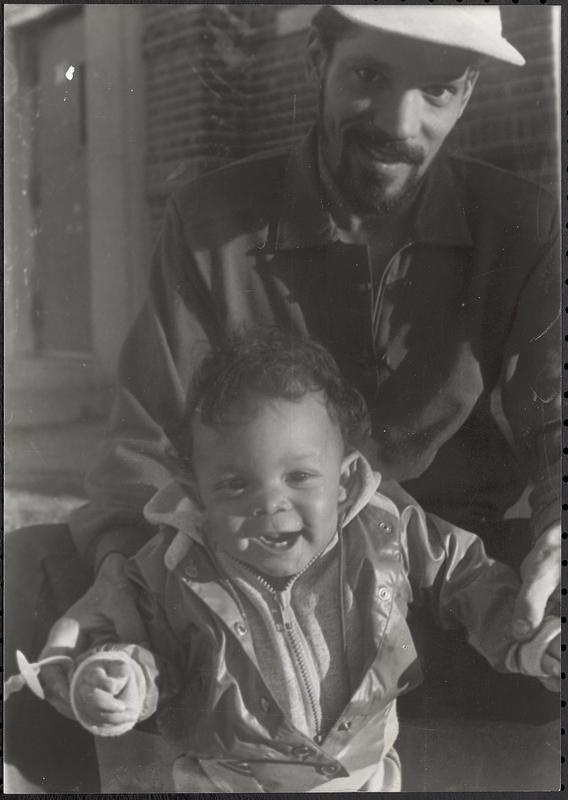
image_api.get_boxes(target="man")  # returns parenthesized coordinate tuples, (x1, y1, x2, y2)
(6, 5, 560, 791)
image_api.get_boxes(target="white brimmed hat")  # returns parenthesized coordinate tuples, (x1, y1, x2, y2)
(333, 5, 525, 66)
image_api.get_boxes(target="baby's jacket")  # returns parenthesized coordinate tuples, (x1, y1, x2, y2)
(81, 455, 558, 792)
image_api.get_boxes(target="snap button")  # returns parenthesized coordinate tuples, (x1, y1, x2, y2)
(259, 696, 270, 713)
(377, 587, 391, 602)
(316, 764, 339, 776)
(184, 563, 198, 578)
(378, 521, 392, 533)
(234, 622, 247, 636)
(337, 720, 351, 731)
(292, 745, 314, 758)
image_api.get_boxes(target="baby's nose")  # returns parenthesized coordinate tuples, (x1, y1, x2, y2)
(250, 487, 292, 517)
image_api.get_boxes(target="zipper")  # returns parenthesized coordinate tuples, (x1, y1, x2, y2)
(234, 543, 322, 595)
(282, 608, 322, 736)
(231, 547, 330, 738)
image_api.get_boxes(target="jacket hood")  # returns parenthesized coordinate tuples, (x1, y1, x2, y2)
(143, 452, 381, 571)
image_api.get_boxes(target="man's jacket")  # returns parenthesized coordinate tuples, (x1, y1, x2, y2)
(70, 130, 560, 567)
(82, 461, 553, 793)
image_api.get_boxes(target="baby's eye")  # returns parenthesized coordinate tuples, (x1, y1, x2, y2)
(215, 477, 247, 495)
(287, 471, 317, 485)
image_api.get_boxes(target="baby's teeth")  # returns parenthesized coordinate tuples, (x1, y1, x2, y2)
(260, 535, 290, 549)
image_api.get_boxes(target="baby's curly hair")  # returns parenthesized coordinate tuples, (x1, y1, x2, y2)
(175, 326, 371, 465)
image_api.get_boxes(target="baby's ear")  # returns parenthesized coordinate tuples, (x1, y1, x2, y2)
(337, 451, 361, 513)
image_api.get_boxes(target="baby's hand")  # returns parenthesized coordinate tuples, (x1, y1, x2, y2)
(539, 633, 560, 693)
(70, 652, 146, 736)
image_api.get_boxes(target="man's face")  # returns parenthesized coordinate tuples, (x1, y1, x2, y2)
(311, 26, 478, 216)
(192, 392, 349, 578)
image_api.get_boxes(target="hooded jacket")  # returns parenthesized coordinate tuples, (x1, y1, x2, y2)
(74, 456, 559, 793)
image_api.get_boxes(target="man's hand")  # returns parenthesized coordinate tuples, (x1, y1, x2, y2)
(39, 554, 147, 718)
(539, 632, 561, 693)
(512, 524, 561, 639)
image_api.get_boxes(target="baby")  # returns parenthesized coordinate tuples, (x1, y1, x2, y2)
(28, 328, 561, 791)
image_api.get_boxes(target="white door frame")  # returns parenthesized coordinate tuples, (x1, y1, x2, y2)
(5, 4, 149, 426)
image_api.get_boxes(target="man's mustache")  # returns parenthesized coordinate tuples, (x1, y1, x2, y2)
(345, 127, 425, 166)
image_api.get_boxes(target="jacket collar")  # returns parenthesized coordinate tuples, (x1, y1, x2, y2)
(273, 128, 335, 251)
(274, 127, 472, 252)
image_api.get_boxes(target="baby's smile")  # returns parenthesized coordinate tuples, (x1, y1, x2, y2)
(255, 530, 303, 552)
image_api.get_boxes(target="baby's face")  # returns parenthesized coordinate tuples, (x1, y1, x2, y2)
(191, 391, 349, 577)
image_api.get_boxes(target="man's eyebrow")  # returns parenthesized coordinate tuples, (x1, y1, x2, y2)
(425, 70, 470, 84)
(343, 56, 390, 73)
(342, 56, 468, 84)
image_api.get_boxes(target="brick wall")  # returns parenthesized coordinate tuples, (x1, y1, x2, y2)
(144, 4, 260, 232)
(448, 6, 558, 187)
(143, 4, 559, 235)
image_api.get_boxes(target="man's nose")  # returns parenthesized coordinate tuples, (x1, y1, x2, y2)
(372, 89, 421, 140)
(250, 485, 291, 517)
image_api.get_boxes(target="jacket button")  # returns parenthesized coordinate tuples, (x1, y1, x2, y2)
(292, 745, 314, 758)
(316, 764, 339, 776)
(377, 587, 391, 602)
(185, 564, 198, 578)
(259, 697, 270, 713)
(234, 622, 247, 636)
(378, 521, 392, 533)
(337, 721, 351, 731)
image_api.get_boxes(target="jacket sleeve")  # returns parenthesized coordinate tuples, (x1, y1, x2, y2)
(400, 499, 522, 672)
(69, 196, 222, 568)
(74, 532, 187, 712)
(500, 209, 561, 541)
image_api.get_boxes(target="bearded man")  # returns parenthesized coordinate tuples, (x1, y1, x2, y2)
(6, 5, 560, 792)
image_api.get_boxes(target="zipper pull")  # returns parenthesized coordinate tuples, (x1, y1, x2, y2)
(278, 587, 295, 630)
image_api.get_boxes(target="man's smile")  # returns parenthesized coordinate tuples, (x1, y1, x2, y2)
(356, 145, 411, 176)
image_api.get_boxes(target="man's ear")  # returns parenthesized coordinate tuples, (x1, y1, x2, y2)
(457, 67, 480, 120)
(305, 29, 328, 86)
(337, 451, 361, 513)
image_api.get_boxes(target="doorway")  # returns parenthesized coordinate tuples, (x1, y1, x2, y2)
(31, 8, 91, 355)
